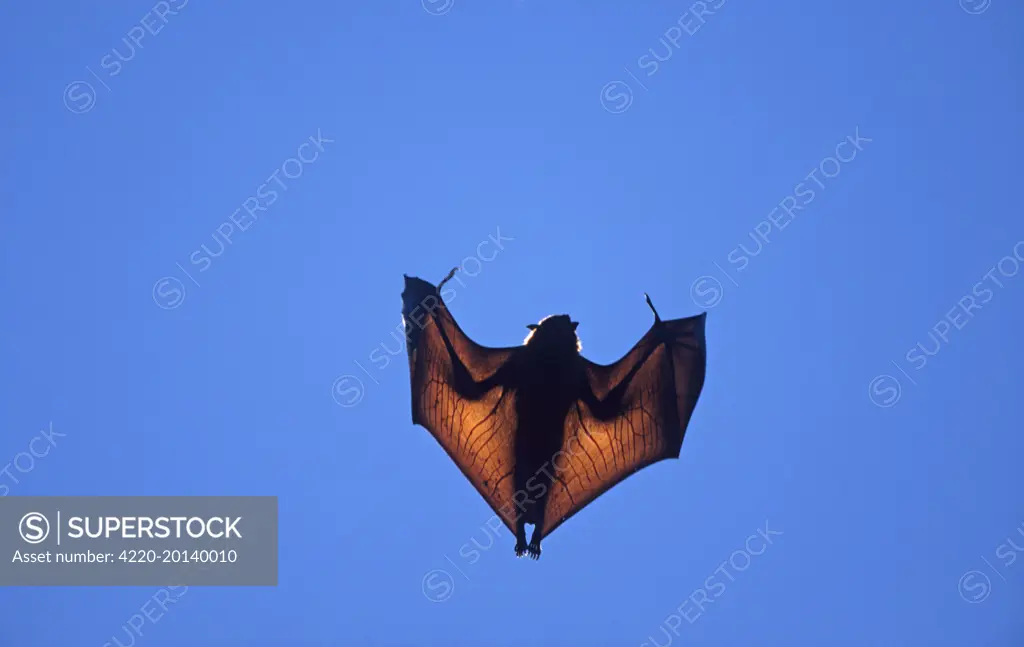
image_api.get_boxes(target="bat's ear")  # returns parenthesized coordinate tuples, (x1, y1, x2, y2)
(571, 321, 579, 330)
(526, 324, 539, 331)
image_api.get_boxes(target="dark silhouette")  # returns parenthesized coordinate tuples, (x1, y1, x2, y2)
(402, 269, 708, 560)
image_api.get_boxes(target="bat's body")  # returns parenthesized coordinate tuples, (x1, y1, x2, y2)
(402, 271, 707, 560)
(508, 325, 582, 555)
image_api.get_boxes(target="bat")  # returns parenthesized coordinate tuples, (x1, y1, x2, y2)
(401, 268, 708, 560)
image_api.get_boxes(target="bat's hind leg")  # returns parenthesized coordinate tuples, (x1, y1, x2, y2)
(527, 524, 542, 560)
(514, 519, 528, 558)
(514, 510, 542, 560)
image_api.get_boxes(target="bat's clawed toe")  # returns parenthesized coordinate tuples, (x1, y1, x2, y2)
(516, 539, 541, 560)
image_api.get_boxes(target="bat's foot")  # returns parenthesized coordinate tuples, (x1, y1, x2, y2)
(514, 541, 528, 558)
(526, 541, 541, 560)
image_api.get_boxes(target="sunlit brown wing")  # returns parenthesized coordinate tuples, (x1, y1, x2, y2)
(402, 275, 524, 535)
(540, 312, 708, 538)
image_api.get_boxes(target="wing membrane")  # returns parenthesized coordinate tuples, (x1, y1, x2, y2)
(541, 313, 707, 538)
(403, 276, 523, 533)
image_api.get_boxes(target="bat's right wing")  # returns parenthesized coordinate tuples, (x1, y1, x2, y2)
(402, 275, 524, 535)
(540, 312, 708, 539)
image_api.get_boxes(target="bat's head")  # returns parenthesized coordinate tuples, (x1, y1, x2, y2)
(523, 314, 582, 353)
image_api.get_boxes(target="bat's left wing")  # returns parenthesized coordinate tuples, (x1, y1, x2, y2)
(540, 311, 708, 539)
(402, 274, 524, 535)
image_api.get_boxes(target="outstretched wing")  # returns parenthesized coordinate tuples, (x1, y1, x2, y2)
(540, 312, 708, 538)
(402, 275, 524, 535)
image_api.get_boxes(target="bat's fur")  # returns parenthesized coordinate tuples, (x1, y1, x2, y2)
(522, 314, 582, 353)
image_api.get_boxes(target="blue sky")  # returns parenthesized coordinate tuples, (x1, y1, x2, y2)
(2, 0, 1023, 645)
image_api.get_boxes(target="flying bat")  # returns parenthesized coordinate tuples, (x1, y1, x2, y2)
(402, 269, 707, 560)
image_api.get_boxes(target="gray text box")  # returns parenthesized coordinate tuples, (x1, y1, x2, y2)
(0, 496, 277, 586)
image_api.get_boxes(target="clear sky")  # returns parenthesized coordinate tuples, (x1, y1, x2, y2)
(2, 0, 1023, 645)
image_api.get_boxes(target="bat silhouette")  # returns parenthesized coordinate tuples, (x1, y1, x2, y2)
(402, 269, 707, 560)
